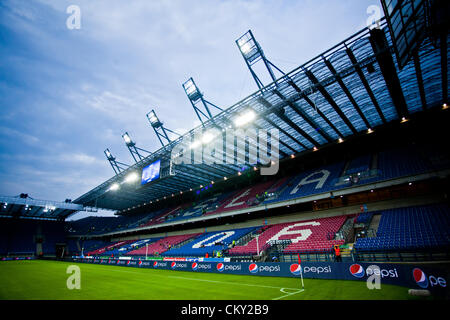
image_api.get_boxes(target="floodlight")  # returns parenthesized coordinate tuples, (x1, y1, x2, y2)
(147, 110, 160, 126)
(239, 41, 252, 55)
(105, 149, 113, 159)
(202, 132, 215, 144)
(125, 172, 139, 183)
(234, 110, 256, 127)
(122, 132, 133, 145)
(190, 140, 201, 149)
(184, 79, 197, 95)
(236, 31, 259, 61)
(109, 183, 120, 191)
(183, 78, 201, 100)
(201, 129, 219, 144)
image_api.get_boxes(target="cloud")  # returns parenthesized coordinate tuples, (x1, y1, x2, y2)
(0, 126, 40, 145)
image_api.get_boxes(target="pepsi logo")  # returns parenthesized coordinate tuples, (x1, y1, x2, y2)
(217, 263, 224, 272)
(171, 262, 177, 269)
(138, 260, 142, 265)
(249, 263, 258, 274)
(290, 264, 302, 276)
(192, 262, 198, 270)
(127, 261, 131, 265)
(349, 264, 365, 278)
(153, 261, 158, 267)
(413, 268, 429, 288)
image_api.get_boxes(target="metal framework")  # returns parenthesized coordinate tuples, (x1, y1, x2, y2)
(74, 21, 448, 211)
(236, 30, 285, 89)
(122, 132, 152, 163)
(104, 148, 129, 175)
(146, 109, 181, 147)
(182, 77, 223, 125)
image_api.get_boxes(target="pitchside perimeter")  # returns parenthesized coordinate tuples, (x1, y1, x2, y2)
(0, 260, 428, 300)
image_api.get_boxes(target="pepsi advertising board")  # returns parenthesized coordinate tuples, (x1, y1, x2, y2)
(141, 160, 161, 185)
(69, 258, 449, 295)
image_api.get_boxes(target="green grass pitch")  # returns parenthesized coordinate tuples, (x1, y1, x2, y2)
(0, 260, 429, 300)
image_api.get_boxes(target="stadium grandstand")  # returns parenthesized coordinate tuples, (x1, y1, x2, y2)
(1, 0, 449, 302)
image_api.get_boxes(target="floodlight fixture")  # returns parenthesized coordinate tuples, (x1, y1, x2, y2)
(236, 30, 285, 90)
(236, 31, 261, 64)
(202, 132, 215, 144)
(121, 131, 151, 163)
(109, 183, 120, 191)
(182, 77, 223, 126)
(104, 148, 129, 175)
(125, 172, 139, 183)
(183, 78, 200, 100)
(105, 148, 114, 160)
(122, 132, 134, 146)
(234, 109, 256, 127)
(146, 109, 181, 147)
(147, 110, 161, 127)
(190, 140, 201, 150)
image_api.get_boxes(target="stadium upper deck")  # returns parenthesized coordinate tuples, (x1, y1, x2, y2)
(73, 19, 449, 213)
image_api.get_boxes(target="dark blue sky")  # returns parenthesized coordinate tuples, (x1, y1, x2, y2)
(0, 0, 379, 218)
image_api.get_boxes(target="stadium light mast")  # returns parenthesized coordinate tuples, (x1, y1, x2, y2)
(146, 109, 181, 147)
(182, 77, 223, 126)
(104, 148, 129, 175)
(121, 132, 151, 163)
(236, 30, 285, 90)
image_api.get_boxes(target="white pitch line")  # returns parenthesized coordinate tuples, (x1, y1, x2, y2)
(272, 288, 304, 300)
(107, 268, 300, 290)
(97, 266, 304, 294)
(167, 275, 301, 291)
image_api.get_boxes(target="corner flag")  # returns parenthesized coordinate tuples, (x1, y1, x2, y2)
(298, 254, 304, 289)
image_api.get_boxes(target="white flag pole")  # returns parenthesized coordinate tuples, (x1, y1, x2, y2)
(298, 254, 304, 289)
(300, 265, 305, 289)
(256, 235, 260, 256)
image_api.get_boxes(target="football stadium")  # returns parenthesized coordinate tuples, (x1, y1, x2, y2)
(1, 0, 449, 308)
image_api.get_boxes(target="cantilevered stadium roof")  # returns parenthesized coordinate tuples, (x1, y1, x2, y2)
(0, 195, 87, 220)
(74, 21, 449, 211)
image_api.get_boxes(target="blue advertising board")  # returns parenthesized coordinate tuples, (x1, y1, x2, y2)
(68, 257, 449, 295)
